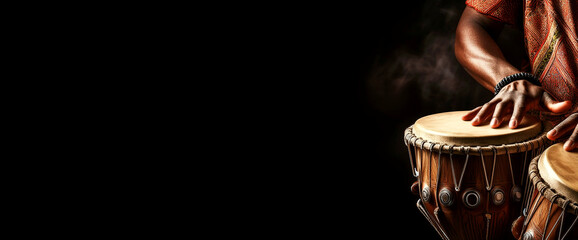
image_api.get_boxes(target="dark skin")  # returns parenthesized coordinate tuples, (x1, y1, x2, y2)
(455, 7, 577, 151)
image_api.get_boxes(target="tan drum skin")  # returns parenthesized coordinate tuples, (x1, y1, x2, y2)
(413, 111, 542, 146)
(538, 143, 578, 201)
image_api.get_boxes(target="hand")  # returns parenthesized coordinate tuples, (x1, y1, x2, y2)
(462, 80, 572, 128)
(547, 113, 578, 151)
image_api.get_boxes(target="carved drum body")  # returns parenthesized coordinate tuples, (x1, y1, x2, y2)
(405, 111, 549, 240)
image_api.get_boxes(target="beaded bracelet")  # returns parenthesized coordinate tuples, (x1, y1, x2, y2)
(494, 72, 541, 95)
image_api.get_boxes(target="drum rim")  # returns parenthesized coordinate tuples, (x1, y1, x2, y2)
(529, 155, 578, 215)
(404, 125, 550, 156)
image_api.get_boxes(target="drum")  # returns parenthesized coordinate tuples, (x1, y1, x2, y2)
(512, 143, 578, 240)
(404, 111, 549, 240)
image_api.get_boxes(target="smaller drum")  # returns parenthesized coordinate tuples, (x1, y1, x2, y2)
(514, 143, 578, 240)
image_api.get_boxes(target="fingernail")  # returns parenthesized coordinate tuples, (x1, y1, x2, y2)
(564, 140, 575, 151)
(549, 129, 557, 137)
(473, 117, 479, 124)
(490, 118, 498, 127)
(509, 119, 517, 128)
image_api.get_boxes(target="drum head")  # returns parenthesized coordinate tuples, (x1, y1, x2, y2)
(538, 143, 578, 202)
(413, 111, 542, 146)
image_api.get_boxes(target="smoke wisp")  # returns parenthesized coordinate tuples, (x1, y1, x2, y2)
(366, 1, 492, 117)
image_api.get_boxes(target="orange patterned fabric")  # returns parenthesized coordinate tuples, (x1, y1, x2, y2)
(465, 0, 521, 25)
(466, 0, 578, 112)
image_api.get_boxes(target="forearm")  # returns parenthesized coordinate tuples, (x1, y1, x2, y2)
(455, 7, 519, 91)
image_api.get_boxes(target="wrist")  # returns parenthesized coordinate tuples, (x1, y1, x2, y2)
(494, 72, 541, 95)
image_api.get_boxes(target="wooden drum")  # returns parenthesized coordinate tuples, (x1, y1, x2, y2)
(404, 111, 549, 240)
(512, 143, 578, 240)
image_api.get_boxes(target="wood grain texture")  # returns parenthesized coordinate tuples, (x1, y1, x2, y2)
(521, 190, 578, 240)
(415, 148, 529, 240)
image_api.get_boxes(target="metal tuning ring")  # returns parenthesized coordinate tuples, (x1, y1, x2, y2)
(492, 187, 505, 206)
(422, 185, 431, 202)
(511, 186, 523, 202)
(462, 189, 481, 209)
(439, 188, 454, 207)
(522, 231, 534, 240)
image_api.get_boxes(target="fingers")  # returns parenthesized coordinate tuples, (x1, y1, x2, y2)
(547, 113, 578, 151)
(462, 106, 481, 121)
(563, 126, 577, 151)
(464, 100, 513, 128)
(547, 114, 578, 141)
(508, 100, 527, 129)
(473, 101, 499, 126)
(542, 92, 572, 113)
(491, 101, 511, 128)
